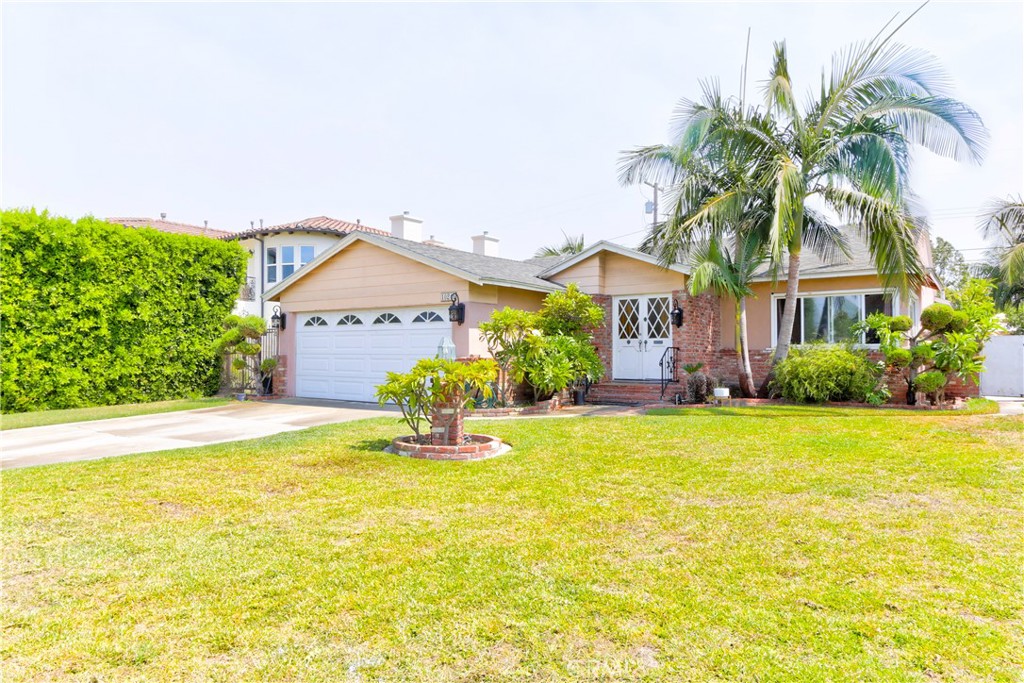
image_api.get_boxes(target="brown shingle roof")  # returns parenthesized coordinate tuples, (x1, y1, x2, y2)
(106, 217, 234, 239)
(229, 216, 388, 240)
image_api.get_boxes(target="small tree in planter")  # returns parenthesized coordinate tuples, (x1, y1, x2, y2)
(218, 314, 278, 397)
(508, 333, 604, 403)
(375, 358, 497, 443)
(478, 308, 538, 405)
(479, 284, 605, 405)
(858, 279, 1001, 405)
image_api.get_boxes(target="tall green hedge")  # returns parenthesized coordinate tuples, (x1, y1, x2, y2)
(0, 209, 247, 413)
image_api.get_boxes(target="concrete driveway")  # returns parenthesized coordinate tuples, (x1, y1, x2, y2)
(2, 399, 396, 470)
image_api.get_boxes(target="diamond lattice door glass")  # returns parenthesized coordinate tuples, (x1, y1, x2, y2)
(642, 296, 672, 379)
(613, 295, 672, 380)
(613, 298, 643, 379)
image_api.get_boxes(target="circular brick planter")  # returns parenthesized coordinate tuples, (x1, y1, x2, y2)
(387, 434, 507, 461)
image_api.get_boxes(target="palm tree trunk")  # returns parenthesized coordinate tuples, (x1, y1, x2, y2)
(758, 235, 803, 397)
(737, 296, 756, 398)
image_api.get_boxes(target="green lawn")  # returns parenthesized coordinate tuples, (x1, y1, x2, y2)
(0, 397, 231, 430)
(3, 407, 1021, 681)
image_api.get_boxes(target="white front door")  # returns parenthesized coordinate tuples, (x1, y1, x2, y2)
(612, 295, 672, 380)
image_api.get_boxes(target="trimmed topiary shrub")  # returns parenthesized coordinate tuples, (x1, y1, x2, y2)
(889, 315, 914, 332)
(0, 209, 247, 412)
(885, 347, 912, 369)
(920, 303, 955, 331)
(771, 345, 882, 403)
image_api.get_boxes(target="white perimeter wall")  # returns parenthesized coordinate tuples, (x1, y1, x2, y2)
(980, 335, 1024, 397)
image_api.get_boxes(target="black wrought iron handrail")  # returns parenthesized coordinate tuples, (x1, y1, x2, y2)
(658, 346, 679, 400)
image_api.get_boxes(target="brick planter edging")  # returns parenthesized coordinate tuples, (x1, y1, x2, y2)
(641, 398, 971, 411)
(466, 395, 563, 418)
(388, 434, 507, 461)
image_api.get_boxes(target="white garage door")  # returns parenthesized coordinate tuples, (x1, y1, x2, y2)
(295, 308, 451, 402)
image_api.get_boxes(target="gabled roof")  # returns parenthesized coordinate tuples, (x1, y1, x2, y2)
(228, 216, 388, 241)
(536, 240, 689, 278)
(107, 216, 233, 239)
(264, 232, 564, 301)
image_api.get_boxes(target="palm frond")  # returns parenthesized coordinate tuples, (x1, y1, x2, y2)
(977, 195, 1024, 242)
(534, 231, 585, 258)
(763, 41, 799, 123)
(823, 186, 926, 292)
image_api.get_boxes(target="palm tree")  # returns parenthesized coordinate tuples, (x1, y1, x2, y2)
(977, 196, 1024, 306)
(687, 232, 767, 397)
(535, 231, 585, 258)
(620, 10, 988, 378)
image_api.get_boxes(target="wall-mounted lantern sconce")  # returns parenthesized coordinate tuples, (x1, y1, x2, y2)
(271, 305, 287, 331)
(670, 299, 684, 328)
(448, 292, 466, 326)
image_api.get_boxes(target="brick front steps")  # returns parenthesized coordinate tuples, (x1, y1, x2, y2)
(586, 380, 684, 405)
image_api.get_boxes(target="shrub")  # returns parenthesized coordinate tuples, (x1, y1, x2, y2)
(889, 315, 914, 332)
(536, 283, 605, 337)
(920, 303, 955, 331)
(686, 372, 712, 404)
(218, 315, 277, 394)
(479, 286, 604, 404)
(857, 279, 1000, 406)
(910, 343, 934, 363)
(0, 209, 246, 412)
(509, 334, 603, 401)
(771, 345, 882, 403)
(914, 370, 946, 393)
(884, 347, 912, 368)
(375, 358, 497, 440)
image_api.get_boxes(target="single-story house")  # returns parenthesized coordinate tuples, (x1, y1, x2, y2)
(265, 216, 954, 404)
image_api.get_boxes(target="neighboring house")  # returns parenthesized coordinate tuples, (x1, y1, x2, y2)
(109, 214, 390, 321)
(108, 215, 234, 239)
(223, 216, 389, 319)
(265, 218, 952, 404)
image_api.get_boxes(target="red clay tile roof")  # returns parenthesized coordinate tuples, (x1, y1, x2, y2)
(229, 216, 388, 240)
(107, 217, 234, 239)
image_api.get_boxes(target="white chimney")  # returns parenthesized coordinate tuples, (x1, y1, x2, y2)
(472, 231, 499, 257)
(389, 211, 423, 242)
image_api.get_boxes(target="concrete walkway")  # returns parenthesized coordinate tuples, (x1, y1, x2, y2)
(2, 399, 396, 470)
(986, 396, 1024, 416)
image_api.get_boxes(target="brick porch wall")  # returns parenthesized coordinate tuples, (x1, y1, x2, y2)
(588, 292, 978, 403)
(708, 347, 979, 401)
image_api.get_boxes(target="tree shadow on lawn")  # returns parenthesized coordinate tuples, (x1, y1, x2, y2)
(351, 438, 392, 453)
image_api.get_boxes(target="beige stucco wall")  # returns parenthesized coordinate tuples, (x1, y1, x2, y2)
(456, 285, 548, 357)
(271, 240, 470, 312)
(549, 254, 603, 293)
(270, 239, 551, 360)
(720, 274, 936, 350)
(549, 252, 685, 296)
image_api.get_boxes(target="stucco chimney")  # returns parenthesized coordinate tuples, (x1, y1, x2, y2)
(471, 231, 499, 257)
(389, 212, 423, 242)
(423, 234, 445, 247)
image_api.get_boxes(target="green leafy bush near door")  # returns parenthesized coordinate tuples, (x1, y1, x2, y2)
(0, 209, 247, 413)
(771, 345, 883, 403)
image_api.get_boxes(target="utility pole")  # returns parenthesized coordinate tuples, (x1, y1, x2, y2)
(643, 181, 661, 226)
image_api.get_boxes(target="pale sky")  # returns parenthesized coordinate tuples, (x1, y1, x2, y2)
(3, 1, 1022, 261)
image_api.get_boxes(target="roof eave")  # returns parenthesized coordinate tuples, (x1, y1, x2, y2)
(537, 240, 688, 278)
(264, 232, 489, 301)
